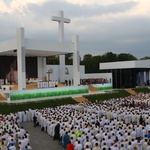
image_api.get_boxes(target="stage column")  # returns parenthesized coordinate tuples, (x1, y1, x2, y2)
(72, 35, 80, 86)
(37, 57, 46, 80)
(17, 27, 26, 90)
(42, 57, 46, 80)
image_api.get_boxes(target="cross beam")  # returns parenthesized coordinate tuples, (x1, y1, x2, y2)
(51, 10, 71, 42)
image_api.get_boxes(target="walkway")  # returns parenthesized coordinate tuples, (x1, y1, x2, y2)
(21, 122, 64, 150)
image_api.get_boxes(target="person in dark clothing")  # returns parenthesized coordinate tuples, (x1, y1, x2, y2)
(63, 132, 70, 149)
(53, 123, 60, 140)
(95, 120, 100, 127)
(33, 114, 37, 127)
(139, 115, 144, 125)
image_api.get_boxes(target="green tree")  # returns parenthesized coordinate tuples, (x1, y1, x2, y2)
(46, 56, 59, 64)
(82, 54, 92, 62)
(65, 53, 73, 65)
(101, 52, 118, 62)
(117, 53, 137, 61)
(81, 54, 102, 73)
(140, 56, 150, 60)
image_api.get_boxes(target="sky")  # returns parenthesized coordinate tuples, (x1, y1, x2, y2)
(0, 0, 150, 59)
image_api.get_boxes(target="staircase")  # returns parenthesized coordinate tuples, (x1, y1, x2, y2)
(125, 89, 137, 95)
(88, 84, 99, 92)
(73, 97, 89, 103)
(0, 93, 5, 101)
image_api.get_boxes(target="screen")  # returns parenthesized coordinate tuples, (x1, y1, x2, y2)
(0, 56, 37, 83)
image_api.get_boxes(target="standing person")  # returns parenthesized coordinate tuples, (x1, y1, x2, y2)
(33, 114, 37, 127)
(66, 141, 74, 150)
(63, 132, 70, 149)
(53, 123, 60, 141)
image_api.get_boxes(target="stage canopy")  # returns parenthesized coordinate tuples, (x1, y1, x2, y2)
(0, 28, 80, 90)
(0, 38, 73, 57)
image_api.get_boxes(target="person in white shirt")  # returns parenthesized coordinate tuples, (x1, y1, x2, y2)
(92, 143, 101, 150)
(75, 141, 82, 150)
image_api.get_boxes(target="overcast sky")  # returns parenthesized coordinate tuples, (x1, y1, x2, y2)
(0, 0, 150, 59)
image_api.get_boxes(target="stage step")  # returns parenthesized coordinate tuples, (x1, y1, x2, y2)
(73, 97, 89, 103)
(125, 89, 137, 95)
(88, 84, 99, 92)
(0, 93, 5, 101)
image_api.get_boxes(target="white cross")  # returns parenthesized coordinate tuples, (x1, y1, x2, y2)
(51, 10, 71, 42)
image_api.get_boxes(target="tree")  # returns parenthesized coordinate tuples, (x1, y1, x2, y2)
(83, 54, 92, 62)
(140, 56, 150, 60)
(46, 56, 59, 64)
(101, 52, 118, 62)
(81, 54, 102, 73)
(65, 53, 73, 65)
(117, 53, 137, 61)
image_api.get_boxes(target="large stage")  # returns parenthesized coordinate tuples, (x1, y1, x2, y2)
(0, 83, 112, 102)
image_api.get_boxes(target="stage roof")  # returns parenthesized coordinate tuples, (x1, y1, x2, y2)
(100, 59, 150, 70)
(0, 38, 73, 57)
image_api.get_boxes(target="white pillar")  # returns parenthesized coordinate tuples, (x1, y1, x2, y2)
(72, 35, 80, 86)
(146, 71, 149, 85)
(42, 57, 46, 81)
(37, 57, 46, 81)
(17, 27, 26, 90)
(59, 55, 65, 83)
(37, 57, 42, 80)
(149, 71, 150, 84)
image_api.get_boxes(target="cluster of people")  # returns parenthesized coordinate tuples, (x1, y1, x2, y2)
(37, 80, 58, 89)
(80, 78, 110, 85)
(0, 113, 32, 150)
(121, 94, 150, 108)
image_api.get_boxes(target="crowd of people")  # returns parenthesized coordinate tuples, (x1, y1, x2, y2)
(18, 93, 150, 150)
(37, 80, 58, 89)
(1, 93, 150, 150)
(0, 113, 32, 150)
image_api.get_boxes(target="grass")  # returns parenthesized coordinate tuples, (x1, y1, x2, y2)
(132, 87, 150, 94)
(0, 97, 77, 115)
(83, 90, 131, 103)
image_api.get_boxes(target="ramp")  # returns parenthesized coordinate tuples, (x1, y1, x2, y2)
(12, 84, 38, 90)
(125, 89, 137, 95)
(11, 84, 18, 90)
(57, 82, 66, 87)
(26, 84, 37, 89)
(0, 93, 5, 101)
(88, 84, 99, 92)
(73, 97, 89, 103)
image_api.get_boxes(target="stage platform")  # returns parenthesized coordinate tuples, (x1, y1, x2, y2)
(0, 83, 112, 102)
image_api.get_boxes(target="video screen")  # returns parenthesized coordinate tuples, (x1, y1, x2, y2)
(0, 56, 37, 83)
